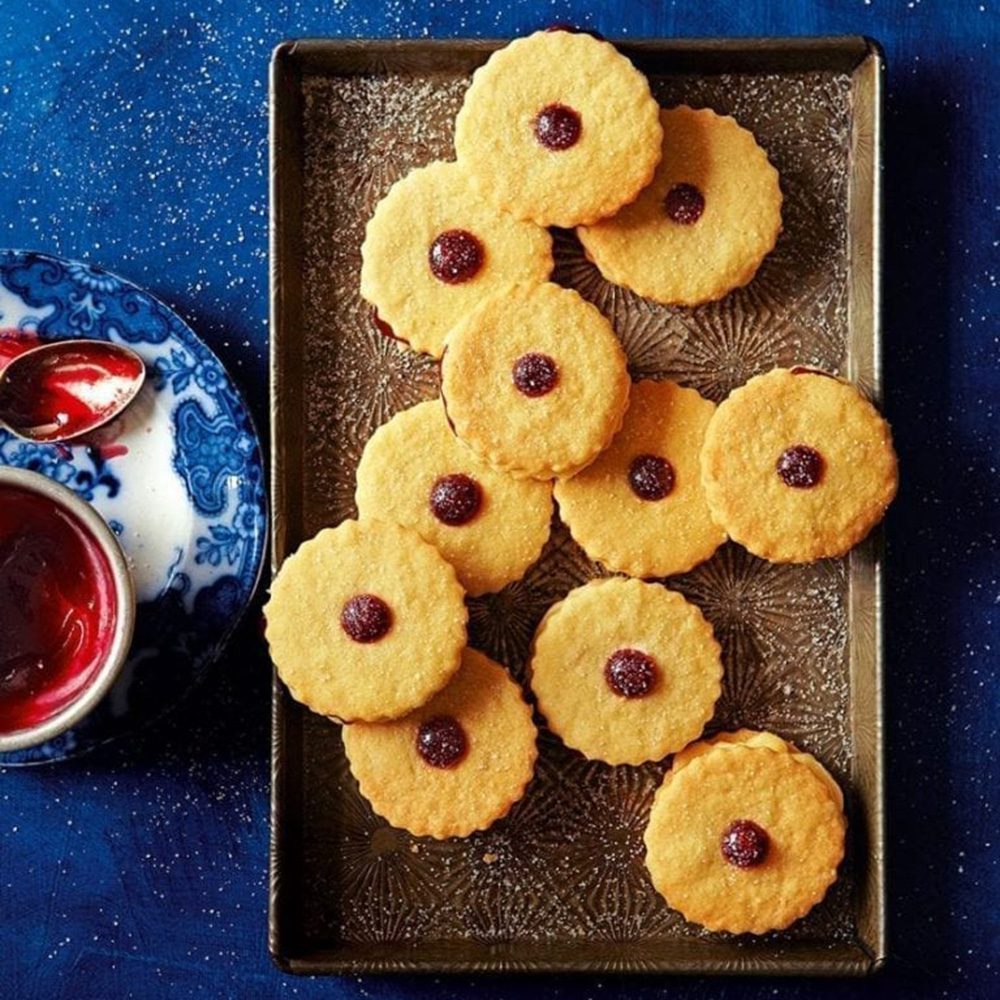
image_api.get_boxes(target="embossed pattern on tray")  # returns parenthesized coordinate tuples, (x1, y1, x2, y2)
(287, 59, 869, 961)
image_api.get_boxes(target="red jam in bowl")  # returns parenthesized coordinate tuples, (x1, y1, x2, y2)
(0, 485, 118, 734)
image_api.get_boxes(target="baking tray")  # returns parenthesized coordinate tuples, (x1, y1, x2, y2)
(269, 36, 885, 975)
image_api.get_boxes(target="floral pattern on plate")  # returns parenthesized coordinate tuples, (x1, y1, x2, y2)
(0, 249, 266, 764)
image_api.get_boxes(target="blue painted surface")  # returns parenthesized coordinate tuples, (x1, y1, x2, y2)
(0, 1, 996, 997)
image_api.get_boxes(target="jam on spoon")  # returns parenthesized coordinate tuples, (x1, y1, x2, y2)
(0, 339, 146, 443)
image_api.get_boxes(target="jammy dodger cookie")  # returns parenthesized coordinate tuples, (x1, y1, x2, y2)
(528, 577, 722, 765)
(700, 367, 898, 563)
(264, 520, 467, 723)
(441, 282, 630, 481)
(454, 30, 663, 227)
(342, 648, 538, 839)
(672, 729, 844, 811)
(578, 106, 783, 306)
(355, 399, 553, 596)
(644, 731, 846, 934)
(360, 160, 553, 358)
(554, 379, 726, 578)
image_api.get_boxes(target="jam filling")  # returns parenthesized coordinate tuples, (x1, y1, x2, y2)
(721, 819, 770, 868)
(429, 473, 483, 526)
(776, 445, 824, 489)
(0, 329, 40, 370)
(416, 714, 468, 768)
(664, 183, 705, 225)
(534, 104, 582, 151)
(544, 24, 607, 40)
(512, 353, 559, 397)
(428, 229, 484, 284)
(604, 649, 658, 699)
(371, 308, 404, 343)
(790, 365, 838, 379)
(0, 340, 145, 442)
(340, 594, 392, 643)
(0, 485, 118, 734)
(628, 454, 675, 501)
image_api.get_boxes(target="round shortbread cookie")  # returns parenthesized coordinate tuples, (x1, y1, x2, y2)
(355, 399, 553, 596)
(644, 742, 846, 934)
(264, 520, 467, 723)
(700, 367, 898, 563)
(554, 379, 726, 578)
(672, 729, 844, 812)
(454, 30, 663, 227)
(441, 282, 630, 481)
(578, 106, 782, 306)
(528, 577, 722, 765)
(342, 648, 538, 839)
(360, 160, 553, 358)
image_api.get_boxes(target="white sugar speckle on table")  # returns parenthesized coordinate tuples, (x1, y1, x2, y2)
(0, 1, 998, 999)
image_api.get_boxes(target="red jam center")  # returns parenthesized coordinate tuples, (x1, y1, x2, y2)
(0, 485, 118, 734)
(776, 445, 824, 489)
(664, 183, 705, 225)
(428, 230, 485, 285)
(512, 353, 559, 397)
(340, 594, 392, 643)
(416, 714, 468, 768)
(0, 341, 144, 441)
(429, 473, 482, 526)
(721, 819, 770, 868)
(628, 454, 675, 501)
(604, 649, 658, 699)
(534, 104, 582, 151)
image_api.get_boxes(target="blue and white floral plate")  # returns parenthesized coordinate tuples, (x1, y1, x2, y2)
(0, 250, 267, 764)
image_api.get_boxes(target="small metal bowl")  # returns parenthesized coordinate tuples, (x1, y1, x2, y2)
(0, 467, 136, 752)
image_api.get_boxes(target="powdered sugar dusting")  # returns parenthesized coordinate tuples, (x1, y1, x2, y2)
(293, 63, 856, 948)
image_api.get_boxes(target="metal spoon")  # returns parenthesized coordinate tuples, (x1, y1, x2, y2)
(0, 339, 146, 443)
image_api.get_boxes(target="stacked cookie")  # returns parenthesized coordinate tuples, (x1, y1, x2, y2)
(265, 519, 539, 840)
(645, 731, 847, 934)
(267, 29, 899, 935)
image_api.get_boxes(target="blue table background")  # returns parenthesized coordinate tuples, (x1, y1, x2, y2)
(0, 1, 996, 997)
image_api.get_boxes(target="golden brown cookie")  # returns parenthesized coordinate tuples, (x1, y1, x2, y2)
(355, 399, 553, 596)
(360, 160, 553, 358)
(644, 740, 846, 934)
(578, 106, 782, 306)
(441, 282, 630, 481)
(554, 379, 726, 577)
(528, 577, 722, 765)
(700, 367, 898, 562)
(672, 729, 844, 811)
(264, 520, 467, 723)
(454, 30, 662, 227)
(342, 648, 538, 839)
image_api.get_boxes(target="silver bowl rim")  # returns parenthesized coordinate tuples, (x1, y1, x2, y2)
(0, 466, 136, 752)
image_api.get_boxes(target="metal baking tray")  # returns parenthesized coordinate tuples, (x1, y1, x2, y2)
(269, 36, 885, 975)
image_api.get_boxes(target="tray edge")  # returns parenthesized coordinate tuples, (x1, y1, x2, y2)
(266, 34, 888, 977)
